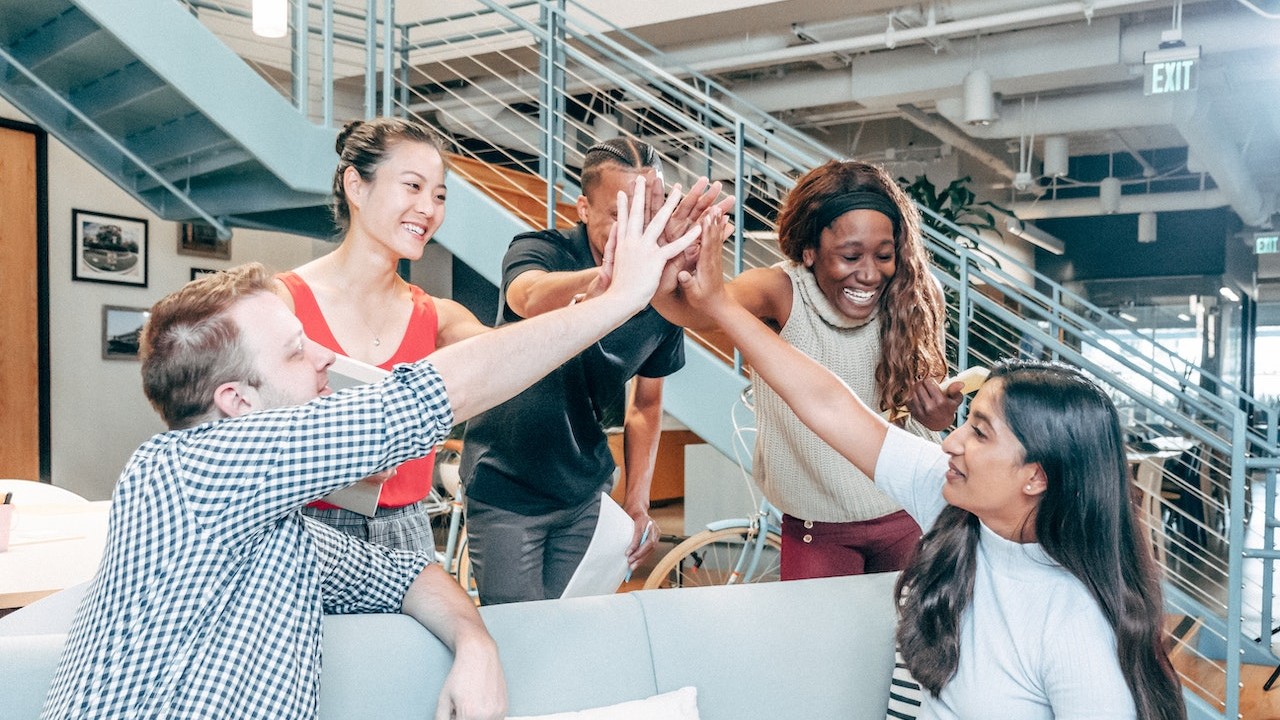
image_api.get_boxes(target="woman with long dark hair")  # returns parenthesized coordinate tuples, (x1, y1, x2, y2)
(673, 213, 1183, 719)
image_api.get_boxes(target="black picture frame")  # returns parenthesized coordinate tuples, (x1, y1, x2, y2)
(101, 305, 150, 361)
(189, 267, 220, 281)
(72, 210, 148, 287)
(178, 222, 231, 260)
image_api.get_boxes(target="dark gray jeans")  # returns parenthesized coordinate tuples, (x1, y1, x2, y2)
(464, 490, 603, 605)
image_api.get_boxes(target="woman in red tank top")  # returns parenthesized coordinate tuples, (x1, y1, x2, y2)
(273, 117, 490, 551)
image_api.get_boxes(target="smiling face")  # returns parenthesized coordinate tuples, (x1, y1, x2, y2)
(938, 379, 1047, 541)
(576, 163, 658, 264)
(801, 209, 897, 322)
(346, 140, 447, 261)
(227, 292, 336, 412)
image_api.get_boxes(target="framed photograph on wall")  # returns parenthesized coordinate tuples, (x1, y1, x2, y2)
(178, 222, 231, 260)
(190, 267, 220, 281)
(101, 305, 150, 361)
(72, 210, 148, 287)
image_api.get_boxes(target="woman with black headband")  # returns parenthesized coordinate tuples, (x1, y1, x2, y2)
(659, 160, 958, 580)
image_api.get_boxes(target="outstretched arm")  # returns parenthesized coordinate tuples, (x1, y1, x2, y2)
(431, 176, 701, 423)
(677, 215, 889, 479)
(401, 565, 507, 720)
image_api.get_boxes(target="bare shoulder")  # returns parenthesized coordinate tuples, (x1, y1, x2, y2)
(434, 297, 490, 347)
(729, 265, 793, 326)
(269, 275, 296, 312)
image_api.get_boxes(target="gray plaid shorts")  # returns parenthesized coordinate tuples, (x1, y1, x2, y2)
(302, 502, 436, 555)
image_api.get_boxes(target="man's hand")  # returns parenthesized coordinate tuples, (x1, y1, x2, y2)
(904, 378, 964, 432)
(603, 176, 702, 310)
(625, 513, 659, 569)
(660, 177, 734, 247)
(434, 633, 507, 720)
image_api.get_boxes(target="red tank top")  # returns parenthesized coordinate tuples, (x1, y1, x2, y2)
(277, 271, 440, 509)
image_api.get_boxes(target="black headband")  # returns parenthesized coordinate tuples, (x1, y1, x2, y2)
(813, 191, 902, 235)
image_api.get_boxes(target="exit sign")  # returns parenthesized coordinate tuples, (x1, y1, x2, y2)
(1257, 234, 1280, 255)
(1143, 45, 1201, 96)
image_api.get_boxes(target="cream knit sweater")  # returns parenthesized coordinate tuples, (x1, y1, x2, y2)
(751, 262, 940, 522)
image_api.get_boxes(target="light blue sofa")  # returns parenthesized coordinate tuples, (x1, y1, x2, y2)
(0, 572, 899, 719)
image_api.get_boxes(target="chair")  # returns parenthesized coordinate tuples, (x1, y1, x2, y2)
(0, 480, 89, 506)
(1133, 456, 1173, 568)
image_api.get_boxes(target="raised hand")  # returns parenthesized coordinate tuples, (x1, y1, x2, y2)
(604, 175, 703, 310)
(676, 212, 733, 317)
(660, 177, 734, 247)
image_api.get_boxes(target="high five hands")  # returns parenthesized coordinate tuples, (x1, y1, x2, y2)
(589, 176, 708, 309)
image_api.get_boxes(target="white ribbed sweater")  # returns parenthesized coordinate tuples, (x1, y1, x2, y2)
(751, 262, 939, 522)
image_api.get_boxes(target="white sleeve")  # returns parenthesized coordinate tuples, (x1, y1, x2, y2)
(1041, 606, 1137, 719)
(872, 425, 950, 530)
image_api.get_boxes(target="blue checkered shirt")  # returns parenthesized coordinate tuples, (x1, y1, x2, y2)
(41, 362, 453, 719)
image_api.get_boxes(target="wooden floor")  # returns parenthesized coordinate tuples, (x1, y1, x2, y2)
(1166, 609, 1280, 718)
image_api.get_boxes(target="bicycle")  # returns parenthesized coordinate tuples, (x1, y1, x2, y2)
(644, 386, 784, 589)
(423, 439, 476, 597)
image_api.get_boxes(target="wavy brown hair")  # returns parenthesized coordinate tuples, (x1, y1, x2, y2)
(776, 160, 946, 415)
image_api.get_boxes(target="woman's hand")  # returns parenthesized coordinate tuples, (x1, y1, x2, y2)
(905, 378, 964, 432)
(675, 213, 733, 318)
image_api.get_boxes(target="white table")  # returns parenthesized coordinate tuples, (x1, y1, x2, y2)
(0, 501, 109, 609)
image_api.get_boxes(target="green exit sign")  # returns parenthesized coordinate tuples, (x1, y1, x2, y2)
(1257, 234, 1280, 255)
(1144, 46, 1201, 96)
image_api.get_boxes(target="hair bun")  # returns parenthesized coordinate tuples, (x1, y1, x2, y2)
(336, 120, 364, 154)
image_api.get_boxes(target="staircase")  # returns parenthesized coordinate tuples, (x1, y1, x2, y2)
(5, 1, 1279, 716)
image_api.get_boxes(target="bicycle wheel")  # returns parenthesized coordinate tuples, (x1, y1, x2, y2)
(643, 527, 783, 589)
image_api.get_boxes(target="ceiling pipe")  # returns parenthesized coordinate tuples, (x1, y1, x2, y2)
(680, 0, 1152, 76)
(896, 104, 1021, 182)
(1174, 98, 1275, 227)
(1010, 188, 1228, 219)
(934, 89, 1181, 139)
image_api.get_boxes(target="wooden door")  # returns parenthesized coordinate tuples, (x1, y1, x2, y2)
(0, 121, 47, 480)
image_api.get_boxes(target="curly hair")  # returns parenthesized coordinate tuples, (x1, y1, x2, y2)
(331, 117, 447, 235)
(776, 160, 946, 415)
(895, 361, 1184, 720)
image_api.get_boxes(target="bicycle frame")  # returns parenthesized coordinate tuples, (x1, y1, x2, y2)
(703, 498, 782, 585)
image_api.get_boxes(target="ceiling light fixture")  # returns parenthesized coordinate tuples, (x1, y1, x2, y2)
(1119, 311, 1138, 323)
(1099, 176, 1122, 214)
(1043, 135, 1069, 178)
(1137, 211, 1157, 243)
(963, 69, 996, 125)
(252, 0, 288, 38)
(1177, 313, 1192, 322)
(1005, 217, 1065, 255)
(1219, 286, 1240, 303)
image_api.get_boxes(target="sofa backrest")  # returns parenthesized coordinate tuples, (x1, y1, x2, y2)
(0, 574, 899, 720)
(635, 574, 898, 720)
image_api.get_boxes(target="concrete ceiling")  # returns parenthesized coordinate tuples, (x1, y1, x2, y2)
(616, 0, 1280, 301)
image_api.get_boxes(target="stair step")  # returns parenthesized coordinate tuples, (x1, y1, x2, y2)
(8, 6, 101, 72)
(71, 60, 167, 119)
(446, 153, 576, 229)
(127, 113, 234, 167)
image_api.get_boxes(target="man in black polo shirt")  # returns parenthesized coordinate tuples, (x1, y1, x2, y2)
(460, 139, 729, 604)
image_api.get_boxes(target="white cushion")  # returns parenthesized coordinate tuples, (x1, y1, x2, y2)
(509, 686, 699, 720)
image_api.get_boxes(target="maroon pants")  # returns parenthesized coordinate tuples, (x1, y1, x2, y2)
(779, 510, 921, 581)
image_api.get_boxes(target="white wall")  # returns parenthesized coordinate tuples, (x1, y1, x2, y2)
(0, 98, 331, 500)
